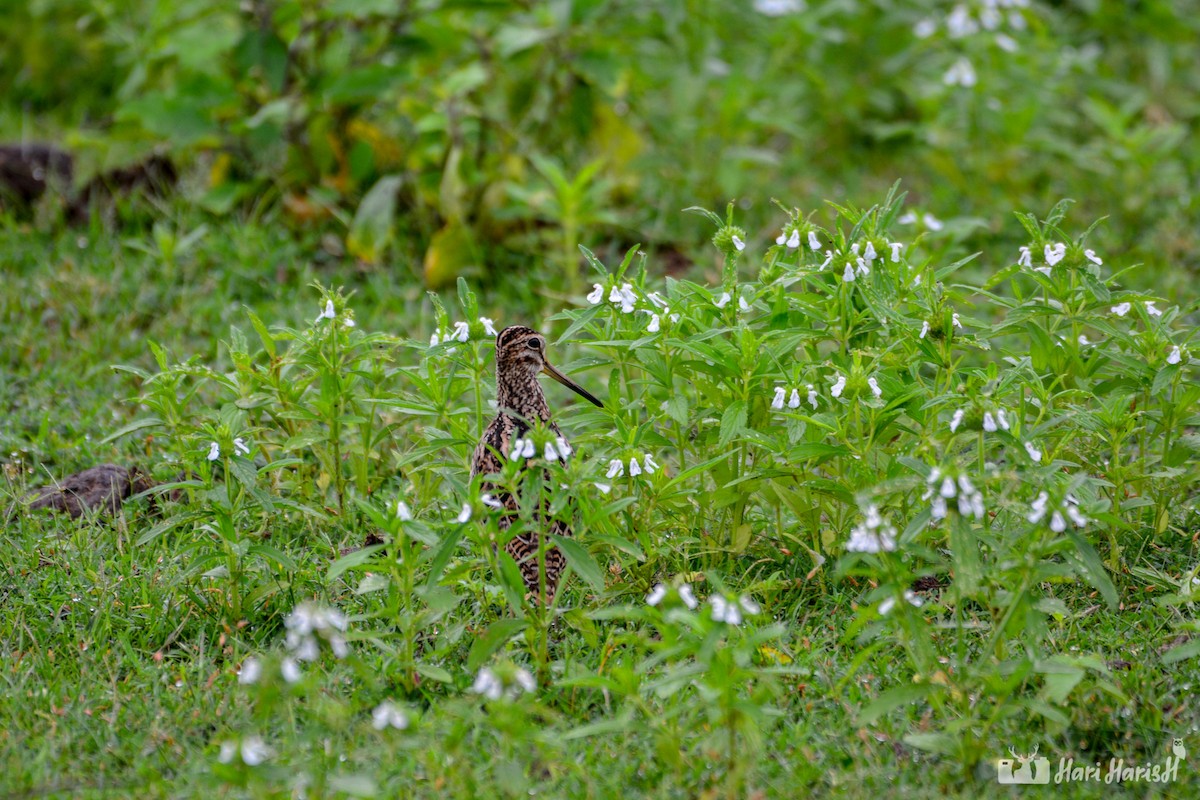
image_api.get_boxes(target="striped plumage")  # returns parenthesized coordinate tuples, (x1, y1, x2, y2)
(470, 325, 603, 604)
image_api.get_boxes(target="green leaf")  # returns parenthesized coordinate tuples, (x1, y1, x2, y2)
(858, 682, 932, 725)
(467, 619, 528, 671)
(1065, 530, 1118, 610)
(1161, 638, 1200, 664)
(99, 417, 163, 444)
(347, 174, 402, 264)
(718, 400, 747, 448)
(552, 535, 606, 591)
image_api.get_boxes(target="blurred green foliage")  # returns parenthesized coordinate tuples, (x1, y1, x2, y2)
(2, 0, 1198, 292)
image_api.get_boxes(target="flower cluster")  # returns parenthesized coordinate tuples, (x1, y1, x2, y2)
(371, 701, 410, 731)
(771, 384, 818, 411)
(1110, 300, 1162, 318)
(588, 282, 679, 334)
(206, 437, 251, 461)
(645, 581, 699, 609)
(915, 0, 1031, 84)
(878, 590, 923, 616)
(316, 299, 356, 328)
(470, 665, 536, 701)
(845, 505, 897, 553)
(922, 467, 985, 521)
(1028, 491, 1088, 531)
(606, 453, 659, 478)
(430, 316, 498, 347)
(218, 736, 272, 767)
(948, 406, 1011, 434)
(509, 434, 573, 463)
(281, 603, 349, 681)
(710, 593, 761, 626)
(898, 211, 944, 231)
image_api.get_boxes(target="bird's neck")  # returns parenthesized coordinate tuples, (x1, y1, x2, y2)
(496, 372, 551, 423)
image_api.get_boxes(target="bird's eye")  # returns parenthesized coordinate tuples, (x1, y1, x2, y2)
(526, 338, 542, 350)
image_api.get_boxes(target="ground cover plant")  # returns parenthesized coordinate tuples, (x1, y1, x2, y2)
(2, 1, 1200, 798)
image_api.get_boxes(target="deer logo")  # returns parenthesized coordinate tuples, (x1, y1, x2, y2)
(998, 744, 1051, 784)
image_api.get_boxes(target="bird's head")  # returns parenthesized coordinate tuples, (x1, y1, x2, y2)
(495, 325, 603, 408)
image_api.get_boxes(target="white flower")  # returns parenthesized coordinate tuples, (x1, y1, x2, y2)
(238, 657, 262, 685)
(513, 668, 536, 694)
(732, 235, 746, 252)
(1044, 242, 1066, 266)
(845, 505, 897, 553)
(218, 741, 238, 764)
(995, 33, 1019, 52)
(1018, 246, 1032, 267)
(855, 257, 870, 277)
(738, 296, 750, 311)
(983, 412, 997, 432)
(775, 230, 787, 245)
(923, 214, 944, 231)
(867, 377, 882, 399)
(1111, 302, 1131, 316)
(940, 477, 957, 499)
(1167, 346, 1182, 365)
(1146, 301, 1162, 317)
(710, 595, 743, 626)
(646, 584, 667, 606)
(786, 230, 801, 249)
(643, 454, 659, 474)
(556, 437, 572, 458)
(509, 438, 527, 461)
(240, 736, 272, 766)
(1066, 503, 1088, 527)
(952, 313, 962, 329)
(482, 493, 503, 509)
(281, 658, 302, 684)
(808, 231, 822, 250)
(943, 58, 977, 87)
(898, 211, 918, 225)
(1084, 249, 1102, 265)
(771, 386, 786, 410)
(452, 321, 471, 342)
(471, 667, 503, 701)
(931, 495, 948, 520)
(206, 441, 220, 461)
(1024, 441, 1042, 462)
(947, 5, 978, 37)
(919, 321, 929, 339)
(754, 0, 804, 16)
(647, 314, 660, 333)
(949, 408, 965, 432)
(739, 595, 761, 615)
(957, 475, 975, 495)
(863, 242, 877, 262)
(233, 437, 250, 456)
(996, 408, 1010, 430)
(818, 251, 833, 270)
(678, 584, 698, 609)
(594, 483, 611, 494)
(628, 458, 642, 477)
(586, 284, 604, 304)
(430, 331, 440, 346)
(646, 292, 668, 309)
(807, 384, 818, 409)
(480, 317, 497, 336)
(788, 388, 801, 408)
(397, 501, 413, 521)
(879, 591, 923, 616)
(889, 242, 903, 262)
(842, 262, 856, 282)
(544, 440, 560, 461)
(914, 17, 937, 38)
(456, 503, 472, 523)
(372, 701, 409, 731)
(343, 317, 355, 328)
(606, 459, 624, 479)
(317, 299, 335, 321)
(714, 292, 732, 309)
(1050, 511, 1066, 533)
(830, 374, 847, 398)
(1078, 335, 1091, 346)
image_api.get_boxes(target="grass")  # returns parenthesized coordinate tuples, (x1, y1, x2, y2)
(2, 194, 1198, 799)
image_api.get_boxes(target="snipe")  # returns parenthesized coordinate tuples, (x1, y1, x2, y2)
(470, 325, 603, 603)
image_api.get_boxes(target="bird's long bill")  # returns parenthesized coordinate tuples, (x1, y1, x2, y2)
(542, 362, 604, 408)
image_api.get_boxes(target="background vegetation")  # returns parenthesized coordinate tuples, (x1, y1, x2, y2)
(2, 0, 1198, 797)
